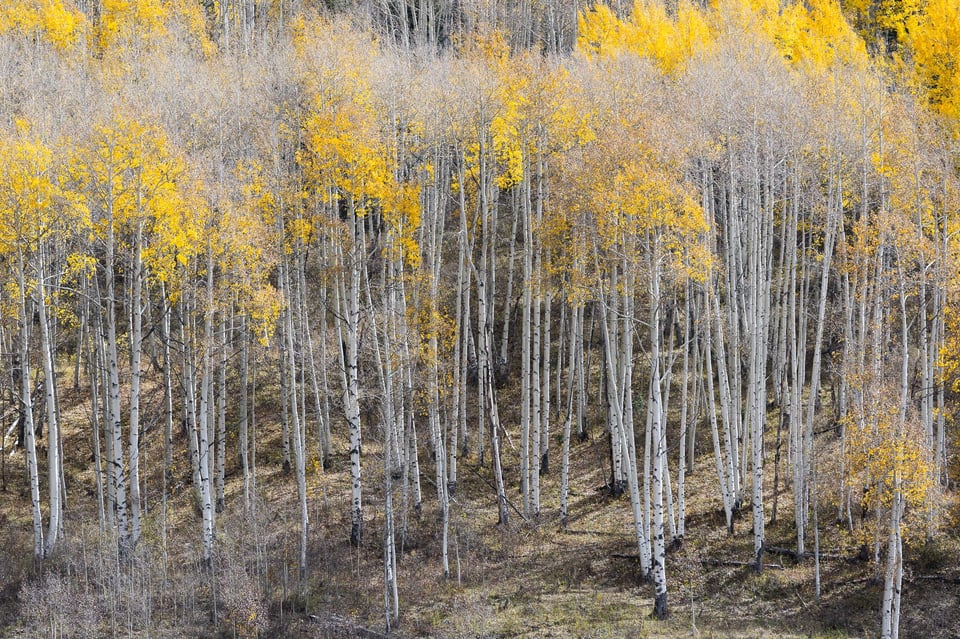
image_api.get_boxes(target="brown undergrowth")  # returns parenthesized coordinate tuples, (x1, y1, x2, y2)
(1, 365, 959, 638)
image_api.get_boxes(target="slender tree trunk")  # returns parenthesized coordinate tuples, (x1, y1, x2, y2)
(239, 314, 250, 511)
(283, 255, 309, 586)
(18, 250, 43, 559)
(216, 319, 228, 514)
(346, 200, 364, 546)
(197, 249, 216, 566)
(104, 211, 129, 553)
(161, 285, 174, 492)
(127, 225, 145, 548)
(705, 283, 733, 532)
(881, 484, 903, 639)
(649, 237, 668, 619)
(37, 248, 62, 555)
(560, 303, 579, 528)
(88, 292, 106, 534)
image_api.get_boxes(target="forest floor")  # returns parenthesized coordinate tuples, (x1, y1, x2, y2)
(1, 372, 960, 638)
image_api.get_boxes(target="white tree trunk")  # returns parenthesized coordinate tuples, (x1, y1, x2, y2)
(346, 201, 364, 545)
(104, 212, 129, 552)
(37, 249, 62, 555)
(18, 250, 43, 559)
(648, 238, 668, 619)
(197, 250, 216, 566)
(128, 225, 144, 547)
(283, 256, 309, 585)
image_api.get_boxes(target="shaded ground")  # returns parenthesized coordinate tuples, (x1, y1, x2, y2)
(1, 374, 959, 638)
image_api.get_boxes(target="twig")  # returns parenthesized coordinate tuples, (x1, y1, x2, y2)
(309, 614, 391, 639)
(765, 546, 809, 559)
(701, 559, 784, 570)
(912, 574, 960, 584)
(765, 546, 848, 561)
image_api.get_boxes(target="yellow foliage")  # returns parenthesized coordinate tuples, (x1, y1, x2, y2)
(907, 0, 960, 127)
(0, 0, 89, 52)
(769, 0, 868, 70)
(168, 0, 217, 57)
(576, 3, 624, 60)
(0, 120, 87, 255)
(381, 183, 423, 269)
(40, 0, 87, 51)
(843, 373, 936, 546)
(876, 0, 923, 48)
(76, 112, 203, 286)
(489, 55, 529, 188)
(97, 0, 168, 53)
(577, 0, 714, 76)
(712, 0, 867, 72)
(296, 13, 424, 271)
(248, 286, 283, 345)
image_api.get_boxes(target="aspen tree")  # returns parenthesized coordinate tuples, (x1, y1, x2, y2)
(0, 121, 85, 558)
(297, 18, 379, 545)
(0, 0, 89, 53)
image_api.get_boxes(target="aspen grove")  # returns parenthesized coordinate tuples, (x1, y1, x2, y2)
(0, 0, 959, 637)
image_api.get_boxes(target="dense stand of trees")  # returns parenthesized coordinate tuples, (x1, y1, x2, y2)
(0, 0, 958, 637)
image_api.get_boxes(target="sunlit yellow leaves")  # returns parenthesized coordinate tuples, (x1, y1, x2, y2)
(843, 379, 936, 545)
(556, 93, 711, 303)
(709, 0, 869, 73)
(409, 297, 457, 375)
(97, 0, 168, 53)
(907, 0, 960, 129)
(42, 0, 87, 51)
(167, 0, 217, 57)
(632, 0, 714, 76)
(769, 0, 868, 71)
(489, 57, 529, 188)
(219, 188, 281, 342)
(577, 1, 714, 76)
(0, 0, 88, 52)
(297, 18, 392, 210)
(605, 153, 711, 280)
(490, 111, 524, 189)
(146, 178, 203, 283)
(248, 286, 283, 345)
(296, 15, 424, 275)
(302, 99, 392, 207)
(0, 120, 87, 254)
(381, 183, 422, 270)
(876, 0, 923, 49)
(95, 0, 215, 80)
(64, 252, 97, 279)
(577, 3, 624, 60)
(75, 112, 201, 286)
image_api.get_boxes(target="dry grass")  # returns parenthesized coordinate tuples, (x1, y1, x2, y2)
(2, 360, 960, 638)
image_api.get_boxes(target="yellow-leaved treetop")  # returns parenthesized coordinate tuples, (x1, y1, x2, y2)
(907, 0, 960, 127)
(230, 160, 283, 344)
(96, 0, 168, 53)
(843, 383, 934, 546)
(96, 0, 214, 62)
(769, 0, 868, 71)
(0, 118, 87, 559)
(0, 0, 89, 52)
(577, 0, 713, 76)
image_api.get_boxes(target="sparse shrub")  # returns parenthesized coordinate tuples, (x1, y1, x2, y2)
(16, 571, 102, 638)
(213, 517, 269, 638)
(912, 536, 960, 573)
